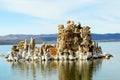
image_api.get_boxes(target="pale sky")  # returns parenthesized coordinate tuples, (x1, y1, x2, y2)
(0, 0, 120, 36)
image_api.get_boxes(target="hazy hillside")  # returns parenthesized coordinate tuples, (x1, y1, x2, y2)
(91, 33, 120, 41)
(0, 33, 120, 44)
(0, 34, 57, 44)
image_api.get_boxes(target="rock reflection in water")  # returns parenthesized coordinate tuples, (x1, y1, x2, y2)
(8, 60, 102, 80)
(8, 61, 58, 80)
(58, 60, 102, 80)
(10, 61, 41, 80)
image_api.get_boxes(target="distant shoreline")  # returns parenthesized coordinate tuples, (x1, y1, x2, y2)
(93, 40, 120, 42)
(0, 33, 120, 45)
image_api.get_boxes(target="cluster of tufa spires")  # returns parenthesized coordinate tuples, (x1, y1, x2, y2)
(6, 20, 113, 61)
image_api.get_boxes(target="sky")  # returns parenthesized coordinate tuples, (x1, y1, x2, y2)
(0, 0, 120, 36)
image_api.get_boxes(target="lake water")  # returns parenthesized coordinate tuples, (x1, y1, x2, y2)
(0, 42, 120, 80)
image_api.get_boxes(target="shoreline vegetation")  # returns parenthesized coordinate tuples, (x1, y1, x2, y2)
(4, 20, 113, 61)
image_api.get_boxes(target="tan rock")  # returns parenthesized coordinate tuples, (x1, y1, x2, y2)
(18, 41, 24, 52)
(57, 20, 102, 57)
(29, 37, 35, 50)
(23, 39, 28, 50)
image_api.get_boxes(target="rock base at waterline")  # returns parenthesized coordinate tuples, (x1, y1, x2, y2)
(6, 54, 113, 62)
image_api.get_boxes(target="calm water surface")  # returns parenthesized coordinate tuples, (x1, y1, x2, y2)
(0, 42, 120, 80)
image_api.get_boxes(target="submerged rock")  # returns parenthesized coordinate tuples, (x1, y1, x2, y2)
(0, 54, 4, 57)
(104, 53, 113, 59)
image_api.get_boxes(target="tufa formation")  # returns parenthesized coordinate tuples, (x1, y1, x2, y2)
(6, 20, 113, 61)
